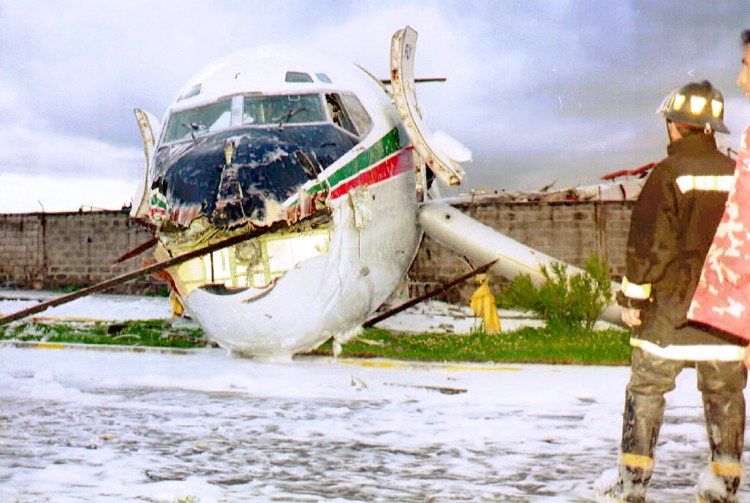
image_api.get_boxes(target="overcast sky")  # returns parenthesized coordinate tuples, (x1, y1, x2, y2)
(1, 0, 749, 212)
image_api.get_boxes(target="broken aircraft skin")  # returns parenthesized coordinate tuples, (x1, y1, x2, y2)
(131, 29, 454, 358)
(152, 119, 360, 228)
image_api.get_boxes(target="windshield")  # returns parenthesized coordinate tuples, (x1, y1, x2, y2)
(163, 99, 232, 143)
(243, 94, 326, 126)
(162, 94, 329, 144)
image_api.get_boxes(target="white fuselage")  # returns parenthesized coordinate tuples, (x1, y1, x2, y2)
(188, 166, 420, 356)
(139, 50, 423, 356)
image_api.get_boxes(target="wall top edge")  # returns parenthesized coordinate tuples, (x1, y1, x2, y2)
(0, 209, 130, 217)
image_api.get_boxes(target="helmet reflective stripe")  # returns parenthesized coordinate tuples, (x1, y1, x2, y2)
(711, 99, 723, 118)
(656, 87, 679, 114)
(676, 95, 723, 118)
(675, 175, 734, 193)
(673, 93, 686, 111)
(621, 276, 651, 299)
(689, 95, 707, 114)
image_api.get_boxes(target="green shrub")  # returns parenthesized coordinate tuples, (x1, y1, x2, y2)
(497, 255, 612, 332)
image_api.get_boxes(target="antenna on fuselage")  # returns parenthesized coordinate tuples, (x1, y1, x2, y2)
(379, 77, 447, 85)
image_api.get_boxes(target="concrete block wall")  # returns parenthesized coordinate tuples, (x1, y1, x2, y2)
(0, 200, 634, 299)
(0, 211, 164, 294)
(0, 214, 44, 288)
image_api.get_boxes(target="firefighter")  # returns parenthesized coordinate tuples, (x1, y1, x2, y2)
(595, 80, 747, 503)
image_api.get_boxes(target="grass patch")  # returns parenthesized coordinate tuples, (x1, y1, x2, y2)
(0, 319, 212, 349)
(0, 319, 632, 365)
(308, 326, 631, 366)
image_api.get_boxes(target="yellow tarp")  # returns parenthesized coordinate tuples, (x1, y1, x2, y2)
(470, 274, 501, 333)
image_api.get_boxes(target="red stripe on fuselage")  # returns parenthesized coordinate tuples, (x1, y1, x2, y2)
(329, 147, 414, 200)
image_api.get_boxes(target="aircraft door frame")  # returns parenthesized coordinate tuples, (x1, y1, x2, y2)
(390, 26, 466, 187)
(131, 108, 161, 218)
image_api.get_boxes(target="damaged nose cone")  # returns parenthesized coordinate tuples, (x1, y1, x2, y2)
(152, 126, 357, 228)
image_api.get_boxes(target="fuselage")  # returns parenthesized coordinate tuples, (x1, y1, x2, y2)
(137, 50, 422, 356)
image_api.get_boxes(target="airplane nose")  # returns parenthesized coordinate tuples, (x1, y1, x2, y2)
(152, 126, 358, 228)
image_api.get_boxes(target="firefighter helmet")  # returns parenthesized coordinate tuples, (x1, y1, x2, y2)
(657, 80, 730, 134)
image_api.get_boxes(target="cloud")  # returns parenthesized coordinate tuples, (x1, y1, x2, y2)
(1, 0, 750, 211)
(0, 122, 142, 176)
(1, 1, 231, 143)
(0, 172, 139, 213)
(0, 74, 28, 122)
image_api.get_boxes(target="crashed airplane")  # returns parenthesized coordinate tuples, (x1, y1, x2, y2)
(129, 27, 450, 357)
(127, 26, 623, 358)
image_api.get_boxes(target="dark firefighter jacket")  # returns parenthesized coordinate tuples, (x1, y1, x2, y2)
(617, 133, 737, 348)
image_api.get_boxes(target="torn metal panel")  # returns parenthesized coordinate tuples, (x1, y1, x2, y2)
(287, 189, 328, 224)
(153, 211, 333, 299)
(348, 185, 372, 229)
(160, 226, 333, 297)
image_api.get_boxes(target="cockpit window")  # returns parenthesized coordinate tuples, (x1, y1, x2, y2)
(326, 93, 373, 138)
(285, 71, 313, 83)
(242, 94, 326, 126)
(163, 99, 232, 142)
(340, 94, 373, 137)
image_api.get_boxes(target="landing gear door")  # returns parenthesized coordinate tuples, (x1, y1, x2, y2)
(390, 26, 466, 187)
(131, 108, 162, 218)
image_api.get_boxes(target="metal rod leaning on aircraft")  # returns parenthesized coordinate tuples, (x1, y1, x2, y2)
(0, 213, 329, 327)
(113, 235, 158, 263)
(363, 259, 498, 328)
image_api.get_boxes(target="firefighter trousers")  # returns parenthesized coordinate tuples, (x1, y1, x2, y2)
(619, 347, 747, 490)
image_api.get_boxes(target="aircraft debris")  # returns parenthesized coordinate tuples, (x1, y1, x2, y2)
(384, 382, 468, 395)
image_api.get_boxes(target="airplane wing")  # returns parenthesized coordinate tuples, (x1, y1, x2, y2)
(390, 26, 466, 187)
(418, 202, 623, 326)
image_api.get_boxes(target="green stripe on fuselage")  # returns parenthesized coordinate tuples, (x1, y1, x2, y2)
(308, 126, 409, 194)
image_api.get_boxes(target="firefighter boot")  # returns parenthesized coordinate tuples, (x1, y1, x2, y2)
(595, 454, 653, 502)
(695, 362, 746, 503)
(695, 460, 742, 503)
(596, 390, 662, 502)
(694, 419, 744, 503)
